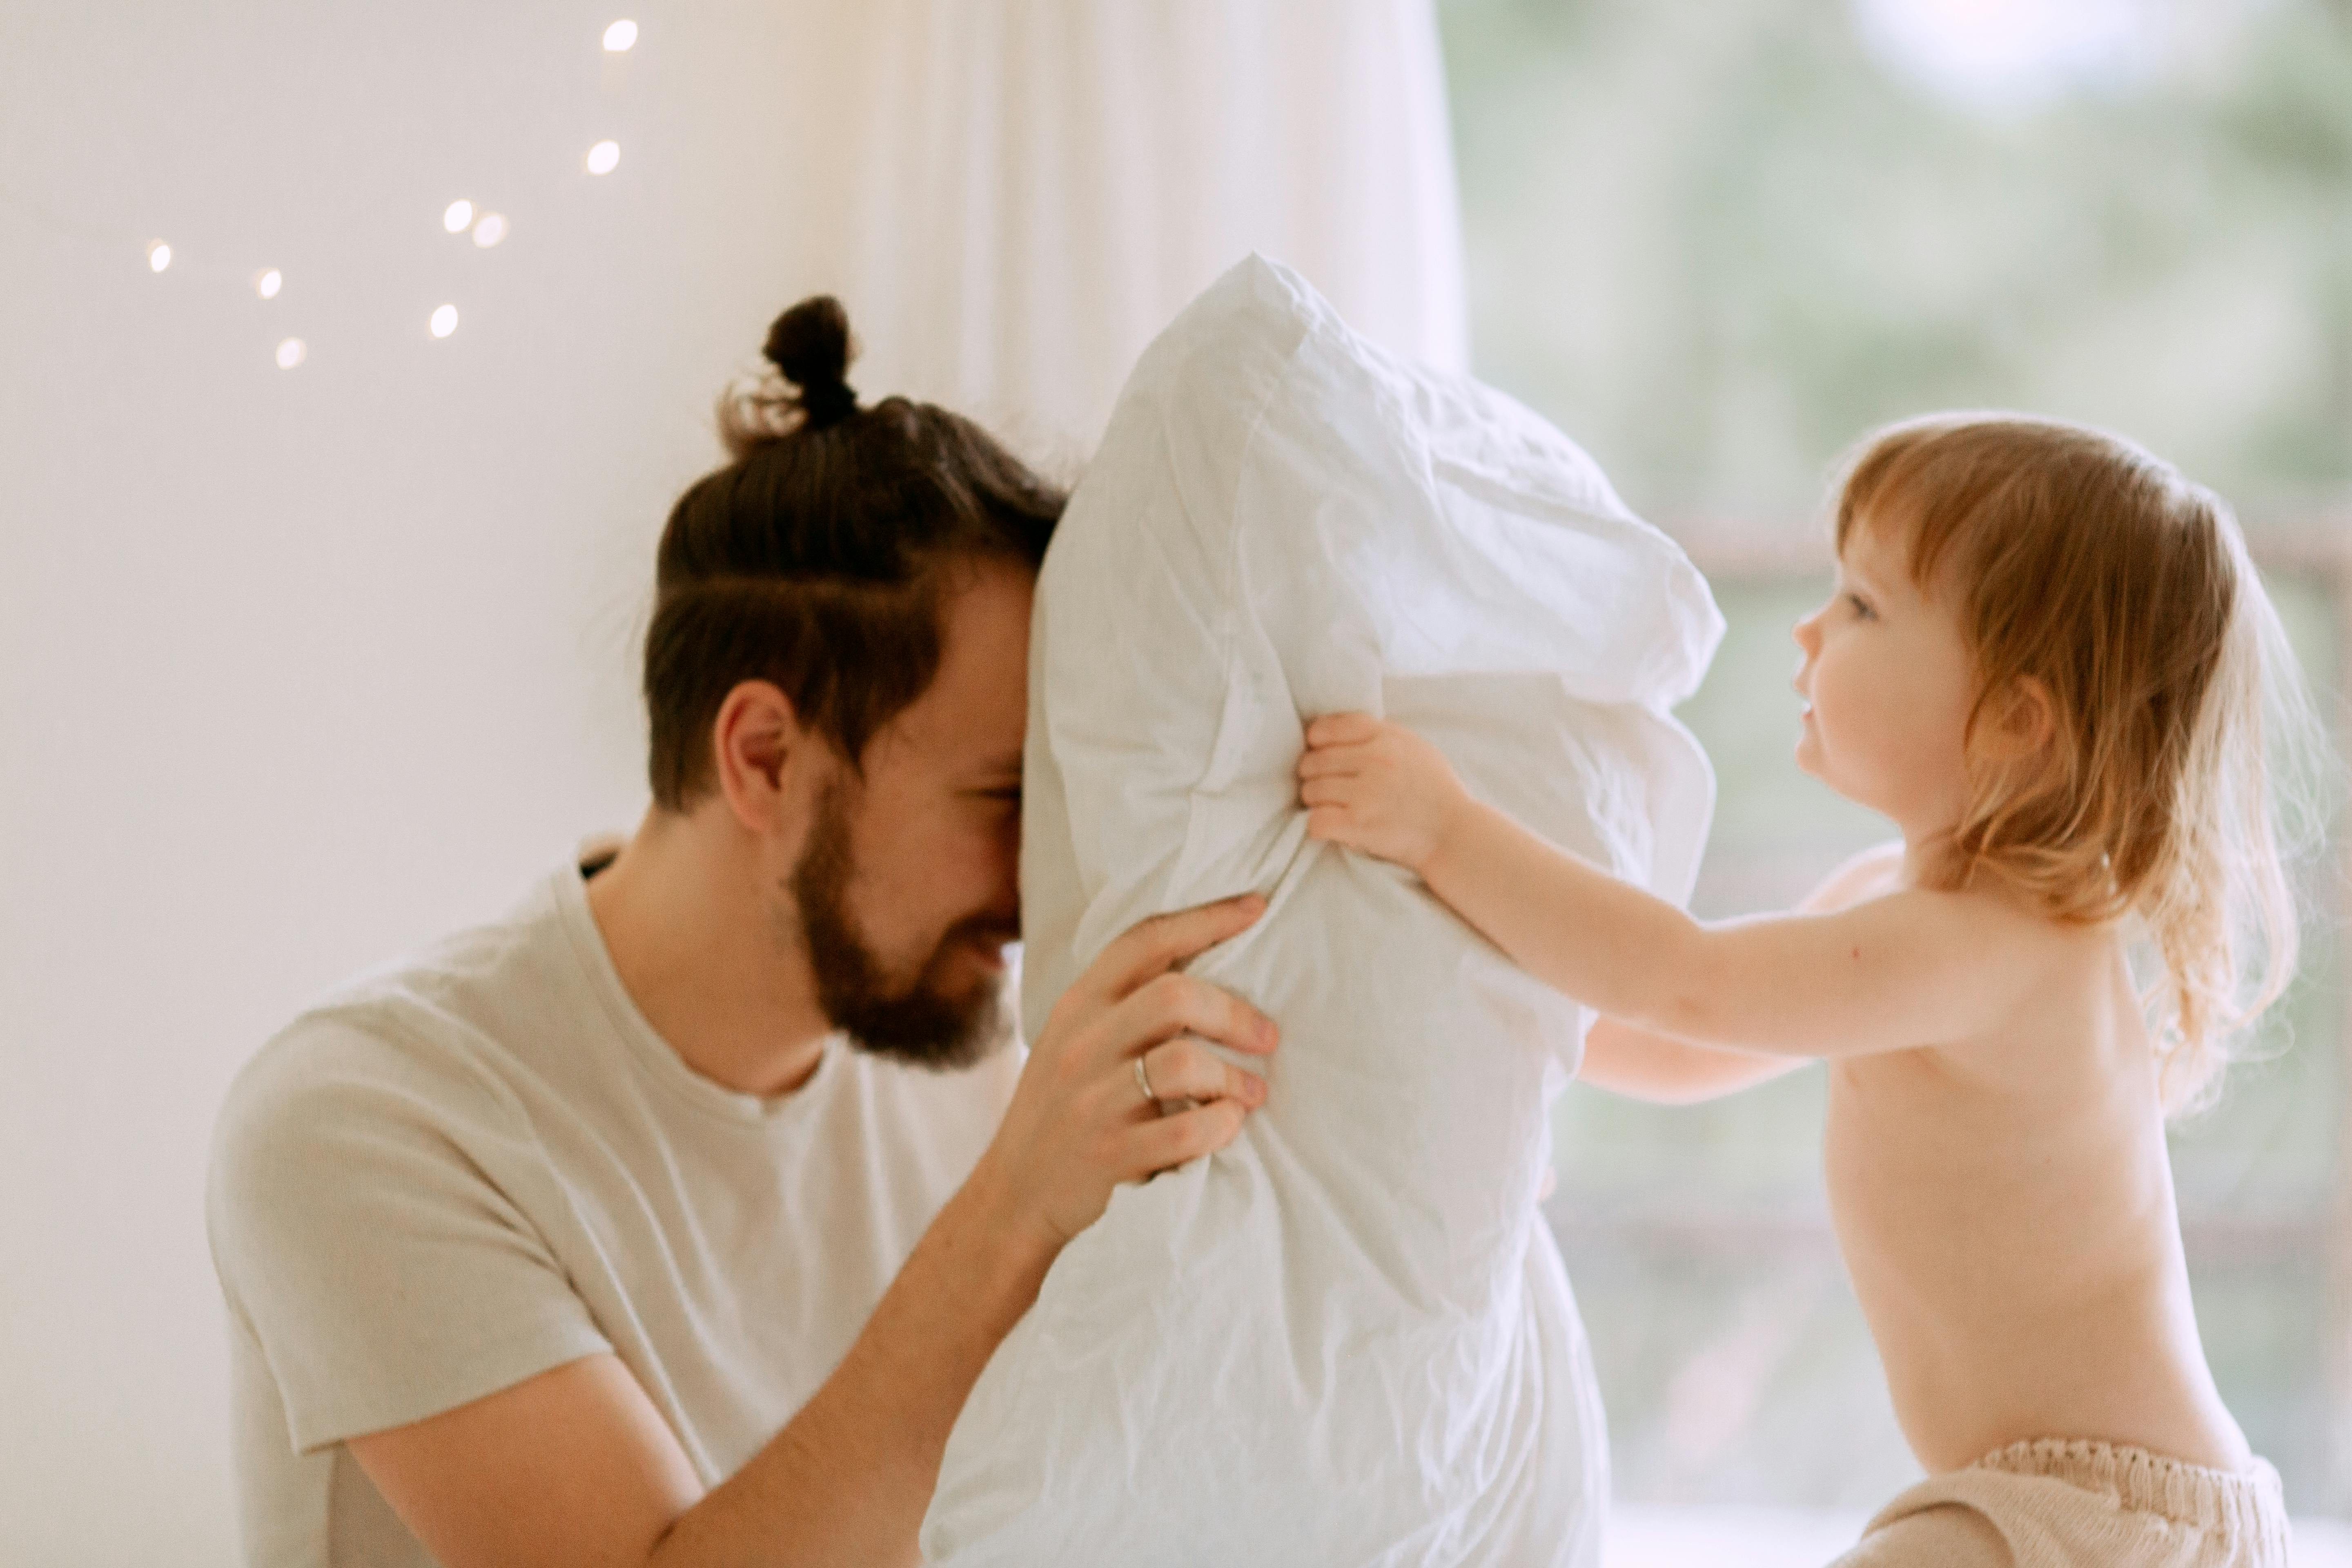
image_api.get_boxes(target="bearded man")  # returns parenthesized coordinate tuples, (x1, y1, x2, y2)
(207, 297, 1280, 1568)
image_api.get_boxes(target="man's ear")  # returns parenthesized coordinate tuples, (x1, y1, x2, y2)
(710, 679, 806, 834)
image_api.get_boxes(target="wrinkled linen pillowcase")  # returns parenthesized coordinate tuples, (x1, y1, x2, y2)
(923, 256, 1723, 1568)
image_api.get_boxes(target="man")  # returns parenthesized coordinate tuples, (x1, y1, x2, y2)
(207, 296, 1280, 1568)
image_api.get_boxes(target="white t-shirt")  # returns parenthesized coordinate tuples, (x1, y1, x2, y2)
(207, 856, 1020, 1568)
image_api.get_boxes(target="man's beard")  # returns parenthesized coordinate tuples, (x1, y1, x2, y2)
(788, 780, 1013, 1071)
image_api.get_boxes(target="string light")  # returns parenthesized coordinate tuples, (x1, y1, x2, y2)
(121, 27, 630, 358)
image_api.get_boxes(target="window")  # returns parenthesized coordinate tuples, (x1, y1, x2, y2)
(1439, 0, 2352, 1538)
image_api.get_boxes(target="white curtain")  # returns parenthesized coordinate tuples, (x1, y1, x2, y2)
(794, 0, 1468, 463)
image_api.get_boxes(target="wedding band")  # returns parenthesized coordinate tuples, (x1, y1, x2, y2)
(1133, 1052, 1162, 1113)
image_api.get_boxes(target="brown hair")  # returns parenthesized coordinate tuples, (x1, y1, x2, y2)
(644, 296, 1065, 810)
(1835, 413, 2317, 1111)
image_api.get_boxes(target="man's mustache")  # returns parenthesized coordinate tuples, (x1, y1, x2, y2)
(949, 911, 1024, 948)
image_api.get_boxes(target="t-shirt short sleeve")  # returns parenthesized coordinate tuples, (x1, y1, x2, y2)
(208, 1010, 613, 1454)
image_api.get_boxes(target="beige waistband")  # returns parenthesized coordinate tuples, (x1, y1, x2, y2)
(1975, 1438, 2289, 1548)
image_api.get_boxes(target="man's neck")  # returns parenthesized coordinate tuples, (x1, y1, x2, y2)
(584, 807, 833, 1098)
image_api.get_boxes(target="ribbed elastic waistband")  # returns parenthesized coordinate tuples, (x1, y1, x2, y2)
(1975, 1438, 2288, 1552)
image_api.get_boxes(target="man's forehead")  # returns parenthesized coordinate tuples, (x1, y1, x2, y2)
(871, 571, 1033, 775)
(865, 700, 1023, 777)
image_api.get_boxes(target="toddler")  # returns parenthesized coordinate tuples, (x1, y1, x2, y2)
(1298, 414, 2309, 1566)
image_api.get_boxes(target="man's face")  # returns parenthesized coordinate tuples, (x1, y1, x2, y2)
(782, 558, 1032, 1068)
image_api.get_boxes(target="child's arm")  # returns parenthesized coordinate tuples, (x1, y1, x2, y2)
(1577, 1020, 1798, 1103)
(1574, 843, 1902, 1102)
(1298, 715, 2046, 1060)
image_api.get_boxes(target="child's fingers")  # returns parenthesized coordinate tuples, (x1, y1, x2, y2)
(1299, 777, 1351, 808)
(1296, 744, 1373, 780)
(1303, 712, 1380, 748)
(1304, 805, 1354, 842)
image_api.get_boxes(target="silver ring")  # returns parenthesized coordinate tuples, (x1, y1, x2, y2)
(1132, 1052, 1162, 1114)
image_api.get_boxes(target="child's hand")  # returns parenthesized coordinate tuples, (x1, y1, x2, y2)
(1297, 713, 1471, 873)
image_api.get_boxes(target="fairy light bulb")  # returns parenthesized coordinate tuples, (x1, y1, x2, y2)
(256, 269, 283, 300)
(443, 200, 474, 234)
(585, 140, 620, 175)
(471, 213, 508, 248)
(276, 338, 307, 369)
(147, 241, 172, 273)
(603, 20, 637, 51)
(430, 304, 459, 339)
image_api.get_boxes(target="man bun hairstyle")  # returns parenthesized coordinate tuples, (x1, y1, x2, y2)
(758, 294, 859, 433)
(644, 294, 1065, 811)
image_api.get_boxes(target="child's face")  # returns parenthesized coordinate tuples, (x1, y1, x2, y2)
(1791, 516, 1978, 836)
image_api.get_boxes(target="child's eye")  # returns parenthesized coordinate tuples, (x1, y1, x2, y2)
(1845, 592, 1875, 621)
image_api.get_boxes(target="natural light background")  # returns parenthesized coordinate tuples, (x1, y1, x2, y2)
(1437, 0, 2352, 1555)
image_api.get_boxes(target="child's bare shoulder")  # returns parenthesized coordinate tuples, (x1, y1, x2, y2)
(1800, 840, 1907, 914)
(1813, 842, 2073, 960)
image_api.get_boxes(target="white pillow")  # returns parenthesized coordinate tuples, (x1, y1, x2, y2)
(923, 256, 1722, 1568)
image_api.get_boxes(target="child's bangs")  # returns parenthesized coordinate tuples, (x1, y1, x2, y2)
(1832, 415, 2025, 596)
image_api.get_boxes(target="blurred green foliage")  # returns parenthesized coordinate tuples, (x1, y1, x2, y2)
(1443, 0, 2352, 516)
(1440, 0, 2352, 1514)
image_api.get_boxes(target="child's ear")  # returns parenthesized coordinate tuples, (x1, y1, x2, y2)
(1983, 675, 2056, 762)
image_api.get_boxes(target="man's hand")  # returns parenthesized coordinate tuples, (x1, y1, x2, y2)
(347, 894, 1282, 1568)
(976, 894, 1280, 1251)
(1296, 713, 1472, 874)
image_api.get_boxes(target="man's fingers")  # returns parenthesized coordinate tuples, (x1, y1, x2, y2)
(1129, 1098, 1249, 1176)
(1138, 1037, 1267, 1110)
(1089, 894, 1267, 1002)
(1106, 971, 1280, 1064)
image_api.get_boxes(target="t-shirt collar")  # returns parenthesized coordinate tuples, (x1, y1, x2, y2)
(550, 847, 845, 1129)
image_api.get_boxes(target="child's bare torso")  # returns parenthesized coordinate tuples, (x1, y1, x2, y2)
(1823, 917, 2252, 1474)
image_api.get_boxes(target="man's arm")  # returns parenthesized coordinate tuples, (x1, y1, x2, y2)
(350, 895, 1279, 1568)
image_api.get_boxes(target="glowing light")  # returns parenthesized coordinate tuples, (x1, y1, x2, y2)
(430, 304, 459, 339)
(147, 241, 172, 273)
(1852, 0, 2150, 110)
(276, 338, 307, 370)
(603, 19, 637, 51)
(586, 140, 620, 176)
(471, 212, 508, 248)
(256, 269, 283, 300)
(443, 199, 474, 234)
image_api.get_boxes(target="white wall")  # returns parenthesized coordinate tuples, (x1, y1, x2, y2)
(0, 4, 1465, 1559)
(0, 4, 866, 1560)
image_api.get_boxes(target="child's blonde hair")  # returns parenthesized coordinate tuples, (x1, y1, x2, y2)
(1835, 413, 2318, 1112)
